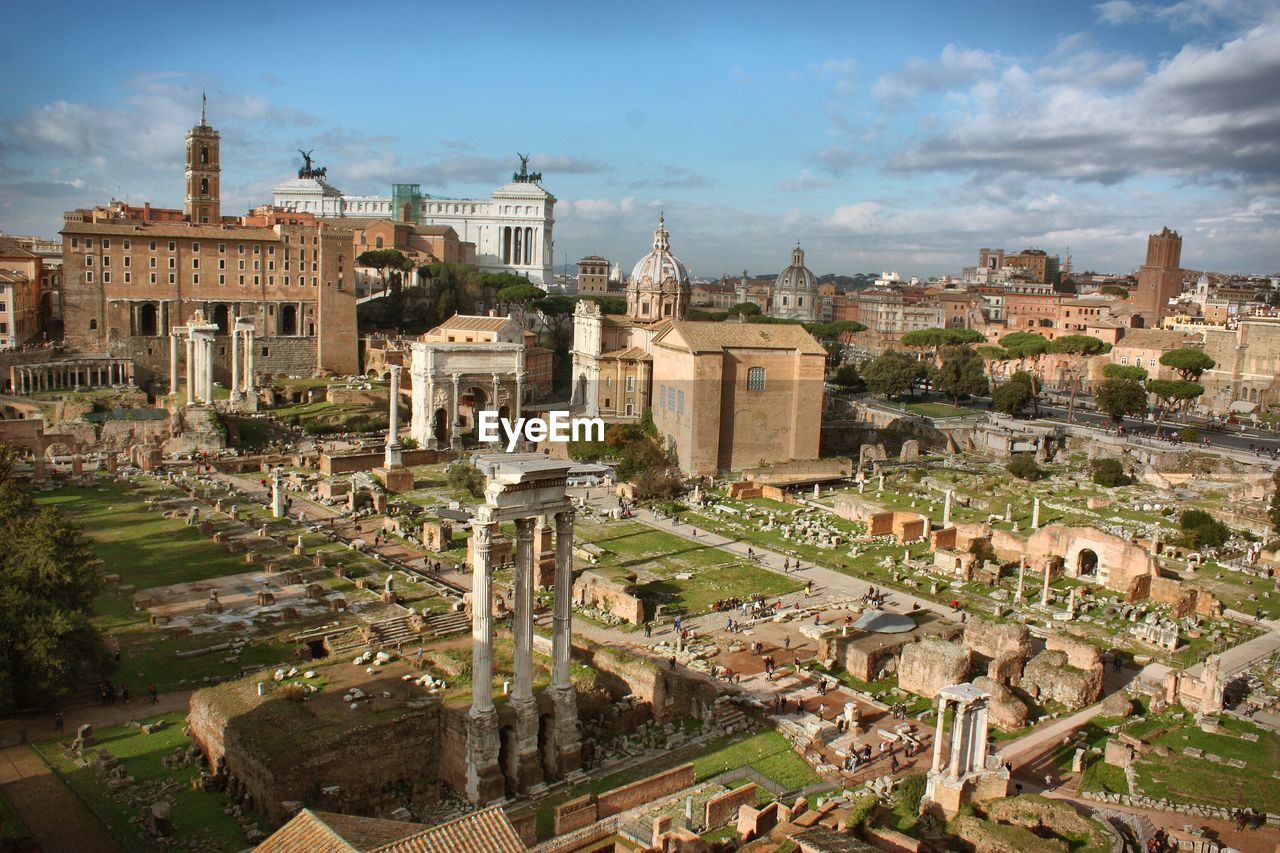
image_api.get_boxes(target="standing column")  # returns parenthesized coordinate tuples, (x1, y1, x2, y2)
(423, 380, 437, 447)
(550, 508, 581, 777)
(384, 365, 403, 468)
(931, 698, 948, 773)
(1042, 562, 1052, 605)
(1015, 557, 1026, 604)
(1031, 497, 1041, 530)
(948, 700, 970, 778)
(972, 702, 990, 772)
(515, 349, 525, 417)
(203, 337, 214, 403)
(491, 372, 501, 417)
(465, 507, 502, 804)
(943, 489, 953, 527)
(243, 330, 255, 396)
(450, 373, 461, 448)
(185, 335, 195, 406)
(230, 327, 241, 401)
(511, 516, 543, 792)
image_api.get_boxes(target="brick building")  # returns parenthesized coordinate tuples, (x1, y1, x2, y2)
(1132, 227, 1184, 326)
(59, 104, 359, 392)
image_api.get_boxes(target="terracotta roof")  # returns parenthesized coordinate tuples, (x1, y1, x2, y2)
(431, 314, 513, 333)
(257, 809, 425, 853)
(656, 320, 826, 355)
(0, 270, 29, 284)
(601, 346, 651, 361)
(0, 238, 37, 258)
(60, 221, 281, 240)
(374, 806, 525, 853)
(1116, 328, 1198, 349)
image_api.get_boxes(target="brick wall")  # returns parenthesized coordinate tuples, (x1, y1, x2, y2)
(597, 763, 694, 817)
(705, 782, 757, 829)
(552, 795, 598, 835)
(320, 448, 449, 475)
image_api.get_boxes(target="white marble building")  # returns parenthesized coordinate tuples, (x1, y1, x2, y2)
(271, 159, 555, 285)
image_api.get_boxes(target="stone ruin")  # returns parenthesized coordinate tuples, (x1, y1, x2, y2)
(1020, 634, 1104, 710)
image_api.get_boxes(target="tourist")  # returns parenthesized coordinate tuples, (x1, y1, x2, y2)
(890, 754, 899, 774)
(121, 684, 130, 703)
(669, 656, 677, 670)
(149, 684, 158, 704)
(1043, 773, 1053, 790)
(53, 710, 63, 732)
(644, 623, 652, 638)
(784, 636, 791, 652)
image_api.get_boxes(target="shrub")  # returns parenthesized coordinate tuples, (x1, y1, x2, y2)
(278, 683, 308, 702)
(1090, 458, 1128, 487)
(445, 460, 486, 498)
(894, 773, 926, 815)
(1178, 508, 1230, 549)
(1180, 427, 1198, 443)
(1006, 453, 1044, 481)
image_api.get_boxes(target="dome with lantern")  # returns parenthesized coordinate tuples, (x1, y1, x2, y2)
(626, 215, 691, 321)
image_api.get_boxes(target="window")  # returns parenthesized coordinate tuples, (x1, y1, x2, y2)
(626, 376, 635, 392)
(150, 273, 157, 284)
(102, 272, 110, 283)
(102, 255, 110, 267)
(238, 244, 245, 254)
(123, 272, 131, 283)
(168, 241, 175, 251)
(123, 239, 130, 249)
(123, 256, 130, 268)
(747, 367, 766, 391)
(85, 238, 94, 248)
(89, 319, 97, 330)
(219, 275, 225, 285)
(169, 273, 175, 284)
(149, 257, 156, 268)
(219, 243, 226, 254)
(102, 238, 110, 249)
(218, 259, 225, 270)
(192, 242, 200, 252)
(192, 259, 200, 269)
(677, 390, 685, 415)
(85, 255, 94, 267)
(149, 240, 157, 251)
(86, 271, 94, 282)
(168, 258, 176, 269)
(71, 237, 79, 249)
(193, 274, 199, 285)
(1120, 356, 1129, 365)
(253, 244, 260, 255)
(238, 260, 245, 271)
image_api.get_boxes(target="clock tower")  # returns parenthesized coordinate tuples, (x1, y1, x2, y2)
(184, 94, 221, 223)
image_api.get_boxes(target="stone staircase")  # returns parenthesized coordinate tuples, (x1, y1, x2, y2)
(712, 696, 750, 733)
(369, 615, 418, 648)
(427, 611, 470, 637)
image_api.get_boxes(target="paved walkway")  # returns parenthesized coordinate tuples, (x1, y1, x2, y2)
(1186, 612, 1280, 679)
(0, 745, 121, 852)
(0, 690, 192, 750)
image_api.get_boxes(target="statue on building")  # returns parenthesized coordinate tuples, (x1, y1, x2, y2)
(513, 154, 542, 184)
(297, 150, 326, 180)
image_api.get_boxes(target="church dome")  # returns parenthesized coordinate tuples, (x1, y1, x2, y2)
(630, 215, 690, 288)
(775, 245, 816, 294)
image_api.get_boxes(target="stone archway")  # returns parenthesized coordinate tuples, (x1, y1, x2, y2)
(1078, 548, 1099, 578)
(459, 386, 488, 442)
(433, 408, 449, 447)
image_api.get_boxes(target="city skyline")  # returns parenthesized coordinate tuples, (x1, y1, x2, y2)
(1, 0, 1277, 279)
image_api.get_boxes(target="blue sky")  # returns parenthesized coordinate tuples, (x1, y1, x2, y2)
(1, 0, 1277, 278)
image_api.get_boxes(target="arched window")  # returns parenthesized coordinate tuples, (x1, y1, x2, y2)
(747, 367, 766, 392)
(200, 177, 209, 195)
(375, 236, 384, 248)
(200, 145, 209, 165)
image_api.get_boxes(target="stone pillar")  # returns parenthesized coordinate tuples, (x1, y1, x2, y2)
(1031, 497, 1040, 530)
(1042, 562, 1052, 605)
(203, 336, 214, 403)
(271, 471, 285, 518)
(169, 333, 180, 397)
(243, 330, 255, 398)
(973, 701, 990, 771)
(465, 508, 503, 804)
(551, 508, 580, 776)
(943, 490, 953, 527)
(948, 700, 971, 778)
(185, 335, 195, 406)
(510, 516, 543, 792)
(931, 699, 948, 774)
(491, 372, 501, 418)
(450, 373, 462, 449)
(1014, 557, 1026, 604)
(384, 365, 403, 468)
(410, 347, 429, 447)
(515, 348, 525, 417)
(230, 326, 241, 401)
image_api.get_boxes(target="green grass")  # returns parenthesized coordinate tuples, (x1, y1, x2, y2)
(1131, 713, 1280, 812)
(33, 711, 252, 851)
(35, 482, 260, 588)
(1080, 759, 1128, 795)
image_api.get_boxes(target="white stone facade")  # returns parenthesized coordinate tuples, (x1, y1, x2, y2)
(271, 174, 555, 285)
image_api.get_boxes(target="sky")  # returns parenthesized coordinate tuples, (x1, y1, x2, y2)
(1, 0, 1278, 280)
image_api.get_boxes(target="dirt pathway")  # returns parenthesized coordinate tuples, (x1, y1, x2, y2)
(0, 745, 121, 852)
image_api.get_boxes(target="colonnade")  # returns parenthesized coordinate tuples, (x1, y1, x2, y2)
(11, 359, 133, 394)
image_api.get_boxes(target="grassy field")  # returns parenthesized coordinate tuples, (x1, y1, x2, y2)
(1131, 713, 1280, 813)
(575, 519, 802, 617)
(33, 711, 252, 852)
(35, 482, 256, 589)
(532, 725, 818, 839)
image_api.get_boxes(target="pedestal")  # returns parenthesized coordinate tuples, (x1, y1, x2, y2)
(552, 685, 582, 777)
(511, 696, 544, 793)
(372, 466, 415, 492)
(465, 707, 505, 804)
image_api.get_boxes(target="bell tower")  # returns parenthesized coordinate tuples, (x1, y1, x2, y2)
(185, 94, 221, 224)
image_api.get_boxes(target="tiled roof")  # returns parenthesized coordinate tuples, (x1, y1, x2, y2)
(1116, 328, 1198, 349)
(59, 221, 281, 240)
(257, 809, 425, 853)
(656, 320, 826, 355)
(601, 346, 651, 360)
(375, 806, 525, 853)
(432, 314, 513, 332)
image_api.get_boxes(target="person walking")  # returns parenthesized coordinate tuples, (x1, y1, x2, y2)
(149, 684, 159, 704)
(53, 710, 63, 732)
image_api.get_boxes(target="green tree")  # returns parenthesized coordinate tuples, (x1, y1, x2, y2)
(831, 363, 866, 392)
(1006, 453, 1044, 481)
(1053, 279, 1079, 294)
(498, 282, 547, 329)
(976, 345, 1011, 389)
(1090, 458, 1129, 487)
(930, 345, 988, 406)
(1102, 363, 1149, 382)
(1159, 348, 1215, 382)
(580, 294, 627, 315)
(862, 351, 926, 400)
(999, 332, 1050, 414)
(1178, 508, 1230, 549)
(0, 447, 109, 711)
(445, 460, 486, 498)
(730, 301, 762, 316)
(1268, 469, 1280, 536)
(356, 249, 411, 297)
(1047, 334, 1108, 423)
(1101, 285, 1130, 299)
(901, 328, 985, 361)
(992, 370, 1036, 416)
(1146, 378, 1204, 436)
(1095, 377, 1148, 425)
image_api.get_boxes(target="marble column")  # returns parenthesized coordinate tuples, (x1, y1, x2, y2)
(943, 489, 953, 527)
(1042, 562, 1052, 605)
(551, 508, 581, 776)
(185, 336, 195, 406)
(243, 330, 255, 397)
(203, 337, 214, 403)
(230, 327, 241, 401)
(973, 702, 990, 771)
(1031, 497, 1040, 530)
(948, 700, 970, 778)
(271, 470, 285, 518)
(511, 516, 543, 792)
(384, 365, 403, 468)
(450, 373, 462, 448)
(1015, 557, 1026, 604)
(931, 699, 948, 773)
(465, 508, 503, 804)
